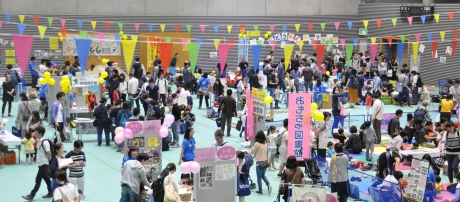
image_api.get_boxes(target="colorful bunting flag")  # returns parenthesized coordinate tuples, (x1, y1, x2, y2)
(414, 33, 420, 42)
(60, 28, 68, 37)
(454, 30, 459, 39)
(452, 40, 458, 59)
(134, 23, 140, 32)
(320, 23, 326, 31)
(38, 26, 47, 39)
(312, 40, 318, 51)
(353, 38, 358, 49)
(74, 38, 92, 76)
(370, 37, 376, 44)
(420, 16, 426, 24)
(432, 40, 438, 61)
(196, 38, 203, 46)
(391, 18, 397, 27)
(376, 19, 382, 28)
(251, 44, 263, 68)
(284, 44, 294, 70)
(407, 17, 413, 25)
(294, 24, 300, 32)
(227, 25, 232, 33)
(173, 24, 179, 32)
(214, 39, 221, 51)
(440, 31, 446, 42)
(362, 20, 369, 28)
(213, 25, 219, 33)
(188, 42, 200, 73)
(347, 21, 353, 30)
(334, 22, 340, 31)
(434, 14, 440, 23)
(158, 42, 173, 75)
(159, 24, 165, 32)
(427, 32, 432, 41)
(18, 15, 25, 24)
(400, 35, 406, 42)
(12, 35, 33, 75)
(387, 36, 393, 47)
(114, 34, 121, 45)
(448, 12, 454, 21)
(80, 30, 88, 39)
(91, 21, 97, 30)
(0, 21, 3, 29)
(17, 24, 26, 35)
(412, 42, 419, 63)
(60, 18, 66, 27)
(298, 40, 304, 51)
(33, 16, 39, 25)
(218, 44, 230, 74)
(339, 39, 346, 50)
(345, 44, 353, 66)
(200, 25, 206, 34)
(269, 24, 275, 32)
(48, 17, 53, 26)
(77, 20, 83, 29)
(104, 22, 110, 30)
(164, 37, 172, 42)
(240, 25, 245, 31)
(370, 43, 378, 65)
(229, 39, 235, 50)
(254, 25, 259, 32)
(267, 40, 275, 52)
(148, 24, 153, 32)
(121, 39, 138, 73)
(118, 22, 124, 30)
(186, 25, 191, 33)
(282, 24, 287, 32)
(308, 23, 313, 32)
(97, 32, 104, 44)
(397, 42, 405, 63)
(180, 38, 188, 50)
(5, 13, 10, 22)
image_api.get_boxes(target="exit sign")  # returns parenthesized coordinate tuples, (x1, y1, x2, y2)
(359, 28, 367, 36)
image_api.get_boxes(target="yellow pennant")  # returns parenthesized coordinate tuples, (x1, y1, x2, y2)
(371, 37, 377, 44)
(412, 42, 419, 64)
(38, 26, 47, 39)
(121, 39, 137, 73)
(295, 24, 300, 32)
(18, 15, 25, 23)
(131, 35, 138, 43)
(363, 20, 369, 28)
(440, 31, 446, 42)
(10, 42, 14, 48)
(91, 21, 97, 30)
(297, 40, 304, 51)
(284, 44, 294, 71)
(186, 38, 191, 51)
(227, 25, 232, 34)
(214, 39, 221, 51)
(160, 24, 166, 32)
(434, 14, 440, 23)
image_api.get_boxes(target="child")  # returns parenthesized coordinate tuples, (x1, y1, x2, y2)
(267, 125, 278, 170)
(183, 108, 196, 128)
(326, 141, 335, 158)
(274, 85, 281, 109)
(167, 89, 173, 101)
(128, 94, 135, 106)
(179, 173, 194, 191)
(363, 121, 377, 161)
(113, 85, 120, 103)
(313, 79, 324, 109)
(21, 132, 36, 165)
(435, 176, 443, 196)
(366, 81, 372, 92)
(365, 92, 373, 115)
(333, 128, 347, 145)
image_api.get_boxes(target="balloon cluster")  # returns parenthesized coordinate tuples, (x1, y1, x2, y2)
(263, 31, 272, 39)
(59, 75, 72, 93)
(119, 31, 128, 41)
(158, 114, 175, 138)
(180, 161, 201, 174)
(98, 58, 109, 84)
(310, 103, 324, 122)
(114, 127, 134, 144)
(238, 28, 246, 38)
(40, 72, 56, 86)
(57, 32, 64, 42)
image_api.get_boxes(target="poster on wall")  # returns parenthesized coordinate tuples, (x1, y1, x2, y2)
(63, 33, 121, 56)
(73, 75, 99, 86)
(34, 50, 63, 59)
(199, 166, 214, 188)
(215, 164, 235, 181)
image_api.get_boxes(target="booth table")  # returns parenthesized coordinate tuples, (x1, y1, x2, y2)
(73, 119, 97, 141)
(0, 130, 22, 164)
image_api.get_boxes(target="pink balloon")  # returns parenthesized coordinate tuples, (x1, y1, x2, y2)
(123, 129, 133, 138)
(163, 114, 175, 126)
(115, 127, 124, 135)
(114, 134, 125, 144)
(189, 161, 201, 174)
(159, 126, 169, 138)
(180, 162, 191, 173)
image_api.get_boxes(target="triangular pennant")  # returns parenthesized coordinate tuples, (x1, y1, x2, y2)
(147, 36, 155, 47)
(74, 38, 92, 76)
(158, 42, 173, 75)
(412, 42, 419, 63)
(60, 28, 68, 37)
(240, 25, 245, 31)
(186, 25, 191, 33)
(397, 42, 405, 64)
(297, 40, 304, 51)
(454, 30, 459, 39)
(387, 36, 393, 47)
(213, 25, 219, 33)
(200, 25, 206, 33)
(427, 33, 432, 41)
(407, 17, 413, 25)
(440, 31, 446, 42)
(0, 21, 3, 29)
(448, 12, 454, 21)
(284, 40, 291, 45)
(414, 33, 420, 42)
(38, 26, 47, 39)
(347, 21, 353, 30)
(227, 25, 232, 33)
(308, 23, 313, 32)
(91, 21, 97, 30)
(134, 23, 140, 32)
(229, 39, 235, 50)
(60, 18, 66, 27)
(346, 44, 353, 66)
(5, 13, 10, 22)
(420, 15, 426, 24)
(114, 33, 121, 45)
(434, 14, 440, 23)
(269, 40, 276, 52)
(174, 24, 179, 32)
(33, 16, 39, 25)
(400, 35, 406, 42)
(80, 30, 88, 39)
(284, 44, 294, 70)
(97, 32, 104, 44)
(353, 38, 358, 49)
(370, 37, 376, 44)
(213, 39, 221, 51)
(282, 24, 287, 32)
(12, 35, 34, 75)
(218, 44, 230, 74)
(452, 40, 458, 59)
(295, 24, 300, 32)
(254, 25, 259, 32)
(77, 20, 83, 29)
(148, 24, 153, 32)
(362, 20, 369, 28)
(18, 15, 25, 24)
(370, 43, 378, 65)
(320, 23, 326, 31)
(131, 35, 139, 43)
(326, 39, 332, 50)
(118, 22, 124, 30)
(121, 39, 138, 73)
(104, 22, 110, 30)
(312, 40, 318, 51)
(432, 40, 438, 61)
(47, 17, 53, 26)
(17, 24, 26, 35)
(391, 18, 397, 27)
(164, 37, 172, 42)
(251, 44, 263, 69)
(180, 38, 188, 49)
(160, 24, 165, 32)
(196, 38, 203, 46)
(188, 42, 200, 73)
(334, 22, 340, 31)
(256, 39, 263, 45)
(269, 24, 275, 32)
(339, 39, 346, 50)
(376, 19, 382, 28)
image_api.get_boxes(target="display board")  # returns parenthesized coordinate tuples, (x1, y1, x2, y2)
(405, 159, 430, 201)
(248, 88, 266, 146)
(63, 32, 121, 56)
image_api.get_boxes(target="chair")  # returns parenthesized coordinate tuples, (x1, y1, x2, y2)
(429, 94, 441, 110)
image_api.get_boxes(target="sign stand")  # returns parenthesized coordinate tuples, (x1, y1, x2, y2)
(405, 159, 430, 202)
(246, 88, 266, 147)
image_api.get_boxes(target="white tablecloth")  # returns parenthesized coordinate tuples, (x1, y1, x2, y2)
(372, 149, 440, 159)
(0, 130, 21, 146)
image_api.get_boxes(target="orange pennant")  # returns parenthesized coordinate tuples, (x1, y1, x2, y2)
(454, 30, 459, 39)
(387, 36, 393, 47)
(448, 12, 454, 21)
(229, 39, 235, 50)
(308, 23, 313, 32)
(104, 22, 110, 30)
(376, 19, 382, 28)
(174, 24, 180, 32)
(60, 28, 68, 37)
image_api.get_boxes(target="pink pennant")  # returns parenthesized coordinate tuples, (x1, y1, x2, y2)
(269, 24, 275, 32)
(181, 38, 188, 49)
(134, 23, 140, 32)
(218, 44, 230, 75)
(0, 21, 3, 29)
(370, 43, 378, 65)
(60, 18, 66, 27)
(269, 40, 276, 51)
(414, 34, 421, 42)
(407, 17, 413, 25)
(334, 22, 340, 31)
(339, 39, 346, 49)
(12, 35, 34, 75)
(97, 32, 104, 44)
(200, 25, 206, 34)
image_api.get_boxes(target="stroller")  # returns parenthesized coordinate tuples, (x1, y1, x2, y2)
(304, 158, 324, 185)
(243, 152, 257, 189)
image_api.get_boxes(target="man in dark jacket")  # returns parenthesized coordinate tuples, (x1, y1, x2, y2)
(302, 63, 313, 92)
(182, 61, 193, 91)
(132, 57, 143, 80)
(218, 89, 237, 137)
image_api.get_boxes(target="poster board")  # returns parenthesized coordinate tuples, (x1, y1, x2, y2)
(248, 88, 266, 146)
(63, 32, 121, 56)
(405, 159, 430, 201)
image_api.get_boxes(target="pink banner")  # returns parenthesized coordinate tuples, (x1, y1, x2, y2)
(370, 43, 378, 65)
(143, 120, 161, 133)
(246, 89, 254, 140)
(414, 33, 421, 42)
(134, 23, 140, 32)
(126, 121, 143, 134)
(97, 32, 104, 44)
(218, 43, 230, 75)
(12, 35, 33, 75)
(288, 93, 311, 160)
(216, 146, 236, 161)
(181, 38, 188, 49)
(334, 22, 340, 31)
(380, 114, 396, 130)
(199, 25, 206, 33)
(195, 147, 216, 163)
(339, 38, 346, 50)
(60, 18, 66, 27)
(269, 40, 276, 51)
(269, 24, 275, 32)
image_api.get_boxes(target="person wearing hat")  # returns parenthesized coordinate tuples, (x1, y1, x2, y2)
(92, 97, 111, 146)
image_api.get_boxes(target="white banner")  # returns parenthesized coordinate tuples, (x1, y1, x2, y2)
(63, 33, 121, 56)
(291, 186, 327, 202)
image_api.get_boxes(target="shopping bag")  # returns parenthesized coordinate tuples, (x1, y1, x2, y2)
(236, 118, 243, 131)
(180, 121, 187, 133)
(11, 126, 20, 137)
(216, 116, 221, 128)
(237, 174, 251, 197)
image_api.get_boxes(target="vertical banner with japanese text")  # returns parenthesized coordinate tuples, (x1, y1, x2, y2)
(288, 93, 311, 160)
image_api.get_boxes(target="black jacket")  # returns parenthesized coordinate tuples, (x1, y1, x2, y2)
(93, 104, 111, 127)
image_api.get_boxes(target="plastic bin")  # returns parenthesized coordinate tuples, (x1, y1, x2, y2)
(380, 96, 392, 105)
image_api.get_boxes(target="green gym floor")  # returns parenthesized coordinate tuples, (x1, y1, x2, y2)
(0, 85, 455, 202)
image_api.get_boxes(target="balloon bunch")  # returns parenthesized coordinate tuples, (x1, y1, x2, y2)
(310, 103, 325, 122)
(99, 65, 109, 85)
(119, 31, 128, 41)
(57, 32, 64, 42)
(113, 127, 134, 144)
(263, 31, 272, 39)
(40, 72, 56, 86)
(158, 114, 175, 138)
(238, 28, 246, 38)
(59, 75, 72, 93)
(180, 161, 201, 174)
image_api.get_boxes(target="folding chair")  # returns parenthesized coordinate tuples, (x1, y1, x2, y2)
(429, 94, 441, 110)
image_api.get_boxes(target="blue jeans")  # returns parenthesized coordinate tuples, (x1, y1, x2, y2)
(237, 91, 242, 103)
(304, 81, 313, 92)
(268, 88, 275, 108)
(97, 126, 110, 145)
(121, 184, 140, 202)
(281, 91, 288, 106)
(255, 165, 270, 192)
(399, 87, 411, 107)
(171, 120, 179, 143)
(413, 86, 419, 104)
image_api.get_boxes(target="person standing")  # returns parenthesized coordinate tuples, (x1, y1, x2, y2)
(302, 63, 314, 92)
(65, 140, 86, 197)
(247, 131, 272, 195)
(127, 73, 140, 109)
(346, 69, 359, 108)
(197, 73, 211, 109)
(398, 69, 412, 108)
(121, 153, 150, 202)
(182, 62, 193, 91)
(93, 97, 111, 146)
(371, 94, 384, 143)
(29, 57, 39, 91)
(22, 126, 53, 200)
(169, 95, 181, 148)
(277, 119, 289, 176)
(267, 70, 278, 109)
(2, 75, 14, 117)
(50, 92, 66, 143)
(218, 89, 237, 137)
(132, 57, 143, 81)
(277, 58, 285, 92)
(441, 122, 460, 183)
(411, 71, 420, 105)
(119, 73, 128, 102)
(316, 112, 332, 158)
(16, 93, 30, 138)
(156, 73, 169, 106)
(328, 143, 349, 202)
(178, 128, 196, 164)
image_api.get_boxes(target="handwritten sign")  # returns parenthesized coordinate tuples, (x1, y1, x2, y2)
(143, 120, 161, 133)
(73, 75, 99, 86)
(49, 37, 58, 43)
(148, 137, 158, 147)
(216, 146, 236, 161)
(126, 121, 143, 134)
(195, 147, 216, 163)
(50, 43, 59, 50)
(252, 99, 265, 116)
(5, 58, 15, 65)
(5, 50, 15, 56)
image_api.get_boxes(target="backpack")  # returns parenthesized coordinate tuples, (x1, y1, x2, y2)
(387, 118, 394, 135)
(275, 130, 286, 146)
(41, 139, 55, 178)
(8, 70, 19, 85)
(351, 134, 363, 153)
(416, 76, 423, 87)
(134, 64, 143, 79)
(21, 101, 31, 121)
(151, 167, 171, 202)
(352, 75, 360, 88)
(413, 108, 427, 124)
(206, 108, 213, 118)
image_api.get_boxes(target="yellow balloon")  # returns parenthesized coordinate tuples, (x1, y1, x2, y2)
(311, 103, 318, 111)
(238, 34, 243, 38)
(40, 79, 47, 85)
(44, 71, 50, 78)
(62, 75, 69, 81)
(264, 34, 268, 39)
(62, 87, 69, 94)
(101, 58, 108, 64)
(267, 31, 272, 35)
(62, 80, 70, 87)
(326, 71, 331, 76)
(60, 80, 65, 87)
(101, 71, 108, 79)
(122, 35, 128, 40)
(68, 86, 73, 92)
(119, 31, 124, 35)
(48, 78, 56, 86)
(57, 33, 62, 37)
(98, 77, 105, 84)
(59, 37, 64, 42)
(264, 96, 274, 104)
(313, 111, 325, 122)
(242, 34, 246, 38)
